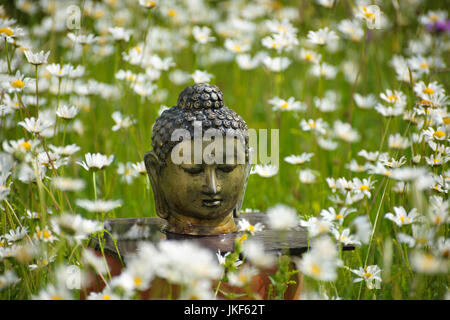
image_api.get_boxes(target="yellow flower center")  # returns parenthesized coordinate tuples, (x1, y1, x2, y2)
(238, 274, 248, 283)
(417, 238, 428, 245)
(360, 185, 370, 192)
(134, 46, 142, 53)
(443, 117, 450, 125)
(420, 99, 432, 107)
(248, 225, 255, 232)
(435, 216, 442, 224)
(433, 159, 440, 164)
(423, 87, 434, 95)
(363, 272, 372, 278)
(134, 277, 142, 287)
(433, 130, 446, 139)
(281, 102, 289, 109)
(233, 44, 242, 52)
(318, 225, 328, 233)
(277, 25, 287, 33)
(93, 10, 105, 19)
(420, 62, 429, 69)
(400, 216, 406, 223)
(308, 122, 316, 128)
(388, 95, 398, 103)
(336, 214, 344, 220)
(20, 141, 32, 151)
(51, 295, 64, 300)
(304, 53, 312, 61)
(364, 12, 375, 20)
(0, 27, 13, 36)
(168, 9, 177, 17)
(102, 294, 111, 300)
(423, 254, 435, 269)
(43, 230, 51, 239)
(351, 34, 361, 41)
(11, 79, 25, 88)
(238, 234, 247, 243)
(311, 264, 322, 276)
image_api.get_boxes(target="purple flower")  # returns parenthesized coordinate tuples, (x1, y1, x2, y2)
(426, 20, 450, 34)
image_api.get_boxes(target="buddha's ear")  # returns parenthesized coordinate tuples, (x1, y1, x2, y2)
(233, 159, 252, 218)
(144, 151, 169, 219)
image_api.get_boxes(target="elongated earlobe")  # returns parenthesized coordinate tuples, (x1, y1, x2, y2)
(233, 160, 251, 218)
(144, 151, 169, 219)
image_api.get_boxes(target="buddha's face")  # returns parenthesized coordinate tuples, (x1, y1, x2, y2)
(159, 137, 247, 221)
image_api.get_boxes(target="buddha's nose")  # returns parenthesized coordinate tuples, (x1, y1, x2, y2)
(203, 167, 221, 195)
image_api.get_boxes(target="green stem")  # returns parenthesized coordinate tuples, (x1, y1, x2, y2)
(93, 171, 97, 201)
(4, 39, 12, 74)
(348, 28, 367, 124)
(357, 178, 389, 299)
(54, 78, 62, 138)
(62, 122, 68, 146)
(35, 65, 39, 118)
(214, 273, 224, 298)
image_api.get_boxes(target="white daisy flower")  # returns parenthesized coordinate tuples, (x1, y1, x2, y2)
(353, 93, 377, 109)
(268, 96, 306, 112)
(298, 48, 321, 64)
(47, 63, 73, 78)
(266, 204, 298, 230)
(237, 218, 264, 235)
(108, 27, 132, 42)
(350, 265, 382, 289)
(24, 49, 50, 65)
(261, 56, 291, 72)
(191, 70, 214, 83)
(385, 206, 420, 227)
(18, 117, 51, 134)
(76, 199, 123, 213)
(224, 39, 250, 53)
(284, 153, 314, 165)
(251, 164, 278, 177)
(56, 105, 79, 120)
(307, 27, 339, 45)
(192, 26, 215, 44)
(112, 111, 136, 131)
(76, 153, 114, 171)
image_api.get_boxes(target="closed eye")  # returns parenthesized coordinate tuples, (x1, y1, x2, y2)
(181, 166, 203, 174)
(217, 165, 236, 173)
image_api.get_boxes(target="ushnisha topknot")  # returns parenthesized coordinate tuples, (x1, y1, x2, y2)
(177, 83, 225, 110)
(151, 83, 249, 165)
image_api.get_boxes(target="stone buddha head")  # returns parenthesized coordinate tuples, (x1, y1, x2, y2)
(144, 83, 251, 235)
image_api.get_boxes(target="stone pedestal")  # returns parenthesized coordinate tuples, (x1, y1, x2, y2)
(86, 213, 353, 299)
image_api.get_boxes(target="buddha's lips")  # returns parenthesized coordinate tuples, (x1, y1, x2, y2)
(202, 199, 222, 207)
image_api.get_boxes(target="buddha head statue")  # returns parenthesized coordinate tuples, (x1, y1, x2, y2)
(144, 83, 251, 235)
